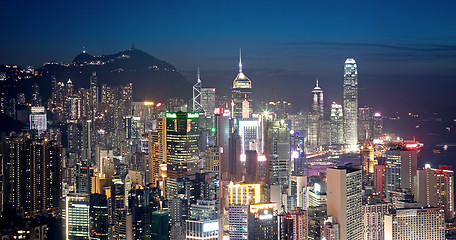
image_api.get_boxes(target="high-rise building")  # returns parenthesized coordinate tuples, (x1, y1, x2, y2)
(65, 193, 90, 239)
(228, 182, 261, 205)
(248, 203, 278, 240)
(90, 193, 109, 240)
(362, 202, 392, 240)
(384, 207, 445, 240)
(29, 107, 47, 133)
(186, 200, 219, 240)
(193, 69, 203, 113)
(385, 143, 419, 200)
(358, 106, 373, 141)
(312, 79, 324, 118)
(201, 88, 216, 117)
(238, 119, 261, 154)
(279, 207, 308, 240)
(205, 146, 221, 174)
(89, 72, 98, 118)
(148, 117, 166, 187)
(372, 112, 383, 140)
(415, 165, 454, 220)
(151, 211, 170, 240)
(265, 120, 290, 185)
(231, 49, 252, 122)
(343, 58, 358, 150)
(322, 216, 339, 240)
(373, 162, 386, 201)
(330, 102, 343, 145)
(327, 164, 362, 240)
(360, 139, 377, 187)
(166, 112, 199, 200)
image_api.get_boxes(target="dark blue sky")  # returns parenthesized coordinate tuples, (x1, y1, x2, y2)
(2, 0, 456, 113)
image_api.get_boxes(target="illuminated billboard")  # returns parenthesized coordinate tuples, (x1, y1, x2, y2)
(203, 221, 219, 232)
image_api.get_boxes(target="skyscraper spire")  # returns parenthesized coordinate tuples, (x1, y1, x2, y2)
(316, 78, 319, 88)
(197, 67, 201, 83)
(239, 48, 243, 73)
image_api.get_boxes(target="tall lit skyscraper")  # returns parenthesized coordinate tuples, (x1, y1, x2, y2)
(193, 68, 203, 113)
(89, 71, 98, 117)
(327, 164, 362, 240)
(360, 139, 377, 187)
(65, 193, 90, 239)
(343, 58, 358, 150)
(265, 120, 290, 185)
(330, 102, 343, 145)
(312, 79, 324, 118)
(166, 112, 199, 199)
(231, 49, 252, 122)
(201, 88, 216, 117)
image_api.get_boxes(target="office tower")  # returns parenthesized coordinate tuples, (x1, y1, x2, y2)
(228, 132, 242, 181)
(231, 49, 252, 121)
(123, 115, 142, 140)
(201, 88, 216, 117)
(238, 119, 261, 154)
(248, 203, 278, 240)
(31, 83, 42, 106)
(290, 131, 305, 176)
(372, 112, 383, 140)
(29, 107, 47, 133)
(288, 112, 307, 134)
(312, 79, 324, 118)
(215, 110, 230, 180)
(322, 217, 339, 240)
(343, 58, 358, 150)
(186, 200, 219, 240)
(65, 193, 90, 239)
(358, 106, 373, 141)
(149, 117, 166, 187)
(363, 202, 392, 240)
(90, 194, 109, 240)
(385, 143, 419, 200)
(131, 101, 157, 131)
(268, 100, 293, 119)
(151, 211, 170, 240)
(265, 120, 290, 185)
(205, 146, 221, 174)
(384, 207, 445, 240)
(373, 162, 386, 201)
(76, 163, 93, 194)
(228, 182, 262, 205)
(166, 112, 199, 200)
(330, 102, 343, 145)
(65, 96, 81, 120)
(306, 112, 319, 151)
(360, 139, 377, 187)
(89, 72, 98, 117)
(193, 69, 203, 113)
(128, 187, 161, 238)
(327, 164, 362, 240)
(229, 205, 250, 240)
(416, 165, 454, 220)
(279, 207, 308, 240)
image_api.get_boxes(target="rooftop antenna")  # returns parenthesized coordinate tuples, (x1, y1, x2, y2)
(239, 48, 243, 73)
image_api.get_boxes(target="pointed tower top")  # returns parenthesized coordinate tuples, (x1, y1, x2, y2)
(239, 48, 243, 73)
(197, 67, 201, 83)
(316, 78, 319, 87)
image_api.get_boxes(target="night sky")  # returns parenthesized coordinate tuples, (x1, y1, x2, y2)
(2, 0, 456, 114)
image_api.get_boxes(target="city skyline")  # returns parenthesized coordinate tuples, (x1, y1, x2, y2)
(1, 1, 456, 113)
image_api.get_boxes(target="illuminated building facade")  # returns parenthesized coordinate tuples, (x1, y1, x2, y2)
(166, 112, 199, 200)
(384, 207, 445, 240)
(248, 203, 278, 240)
(330, 102, 343, 145)
(238, 119, 261, 154)
(343, 58, 358, 150)
(312, 79, 324, 118)
(149, 117, 166, 187)
(279, 207, 308, 240)
(201, 88, 216, 117)
(65, 193, 90, 239)
(231, 50, 252, 122)
(358, 106, 373, 141)
(205, 146, 221, 173)
(29, 107, 47, 133)
(415, 165, 454, 220)
(360, 139, 377, 187)
(228, 182, 261, 205)
(265, 120, 290, 185)
(385, 143, 419, 201)
(327, 164, 362, 240)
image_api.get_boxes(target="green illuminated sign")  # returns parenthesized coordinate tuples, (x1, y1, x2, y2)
(166, 112, 177, 118)
(187, 113, 199, 119)
(211, 127, 216, 133)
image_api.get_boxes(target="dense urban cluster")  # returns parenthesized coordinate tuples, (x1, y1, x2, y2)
(0, 53, 453, 240)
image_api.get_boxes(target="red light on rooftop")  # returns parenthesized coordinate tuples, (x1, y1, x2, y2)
(212, 88, 216, 92)
(439, 165, 452, 170)
(156, 102, 162, 108)
(405, 143, 420, 149)
(214, 107, 223, 115)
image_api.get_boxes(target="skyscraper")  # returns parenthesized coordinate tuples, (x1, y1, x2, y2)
(265, 120, 290, 185)
(343, 58, 358, 150)
(193, 68, 203, 113)
(166, 112, 199, 200)
(312, 79, 324, 118)
(415, 165, 454, 220)
(327, 164, 362, 240)
(65, 193, 90, 239)
(201, 88, 216, 117)
(330, 102, 343, 145)
(360, 139, 377, 187)
(231, 49, 252, 122)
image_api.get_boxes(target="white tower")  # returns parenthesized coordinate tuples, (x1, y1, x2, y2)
(343, 58, 358, 150)
(192, 68, 203, 112)
(312, 78, 324, 118)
